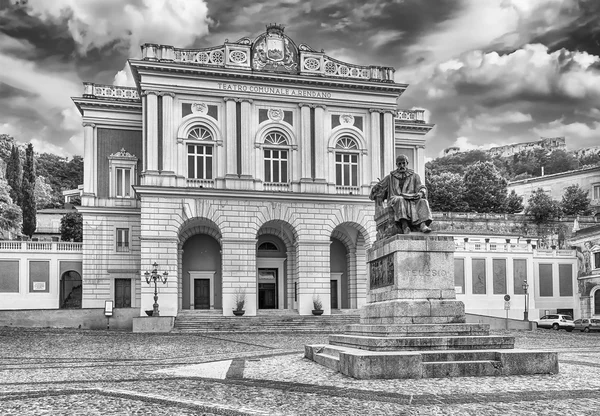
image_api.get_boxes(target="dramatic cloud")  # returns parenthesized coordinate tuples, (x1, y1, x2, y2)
(24, 0, 212, 58)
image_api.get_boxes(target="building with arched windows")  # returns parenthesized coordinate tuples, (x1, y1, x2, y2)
(70, 24, 433, 320)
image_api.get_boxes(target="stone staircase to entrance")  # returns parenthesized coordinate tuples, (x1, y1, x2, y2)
(172, 309, 361, 333)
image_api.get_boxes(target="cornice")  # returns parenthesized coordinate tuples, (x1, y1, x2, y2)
(129, 59, 407, 94)
(132, 185, 372, 204)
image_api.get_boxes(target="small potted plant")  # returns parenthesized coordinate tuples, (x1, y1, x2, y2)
(312, 295, 323, 316)
(233, 287, 246, 316)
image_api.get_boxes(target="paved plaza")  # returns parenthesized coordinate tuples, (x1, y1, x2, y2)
(1, 327, 600, 415)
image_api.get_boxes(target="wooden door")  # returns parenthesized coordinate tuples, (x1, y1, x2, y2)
(330, 280, 338, 309)
(115, 279, 131, 308)
(194, 279, 210, 309)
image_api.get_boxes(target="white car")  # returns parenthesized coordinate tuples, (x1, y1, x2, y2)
(536, 314, 574, 332)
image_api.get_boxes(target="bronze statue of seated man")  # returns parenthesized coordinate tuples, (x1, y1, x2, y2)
(370, 155, 432, 234)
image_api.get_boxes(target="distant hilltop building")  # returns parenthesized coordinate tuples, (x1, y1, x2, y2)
(442, 137, 567, 158)
(487, 137, 566, 158)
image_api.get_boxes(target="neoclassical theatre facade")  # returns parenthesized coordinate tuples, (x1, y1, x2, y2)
(73, 24, 433, 317)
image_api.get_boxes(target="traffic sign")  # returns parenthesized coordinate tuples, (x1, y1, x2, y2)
(504, 301, 511, 310)
(504, 294, 511, 302)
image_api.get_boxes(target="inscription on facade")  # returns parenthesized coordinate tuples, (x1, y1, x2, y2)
(217, 82, 333, 98)
(370, 254, 394, 289)
(407, 269, 449, 277)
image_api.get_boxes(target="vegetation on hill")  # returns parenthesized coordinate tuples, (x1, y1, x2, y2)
(426, 147, 598, 214)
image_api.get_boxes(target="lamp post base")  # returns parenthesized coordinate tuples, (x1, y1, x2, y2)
(524, 311, 529, 321)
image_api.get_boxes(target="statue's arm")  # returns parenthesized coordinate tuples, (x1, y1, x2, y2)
(369, 177, 389, 205)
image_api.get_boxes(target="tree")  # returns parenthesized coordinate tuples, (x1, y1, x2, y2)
(427, 171, 469, 212)
(0, 178, 22, 237)
(21, 143, 36, 237)
(526, 188, 562, 225)
(505, 190, 524, 214)
(463, 161, 508, 213)
(561, 184, 592, 216)
(60, 211, 82, 242)
(34, 176, 55, 209)
(544, 150, 578, 175)
(5, 144, 22, 206)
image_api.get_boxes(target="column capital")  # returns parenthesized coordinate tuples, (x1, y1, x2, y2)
(82, 122, 96, 128)
(368, 108, 384, 114)
(159, 91, 176, 98)
(224, 97, 253, 103)
(299, 103, 326, 109)
(141, 90, 159, 97)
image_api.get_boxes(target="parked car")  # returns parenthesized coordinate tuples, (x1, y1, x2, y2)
(536, 314, 574, 331)
(573, 318, 600, 332)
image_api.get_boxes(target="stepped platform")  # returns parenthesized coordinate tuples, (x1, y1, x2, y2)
(173, 309, 360, 333)
(305, 234, 558, 379)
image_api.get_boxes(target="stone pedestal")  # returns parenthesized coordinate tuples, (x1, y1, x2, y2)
(305, 234, 558, 379)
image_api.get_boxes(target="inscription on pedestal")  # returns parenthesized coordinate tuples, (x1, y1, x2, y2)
(370, 254, 394, 289)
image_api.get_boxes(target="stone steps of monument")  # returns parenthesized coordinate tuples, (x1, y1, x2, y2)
(422, 360, 502, 378)
(328, 334, 515, 351)
(420, 350, 499, 362)
(344, 323, 490, 337)
(173, 310, 360, 333)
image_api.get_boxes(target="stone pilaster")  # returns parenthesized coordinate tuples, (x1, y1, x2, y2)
(299, 104, 312, 181)
(369, 109, 381, 182)
(144, 90, 159, 173)
(224, 98, 237, 176)
(382, 110, 395, 174)
(313, 105, 326, 181)
(160, 92, 176, 175)
(82, 122, 96, 198)
(240, 99, 253, 178)
(221, 237, 257, 315)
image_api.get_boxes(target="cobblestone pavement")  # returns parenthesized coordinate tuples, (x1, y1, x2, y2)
(1, 327, 600, 415)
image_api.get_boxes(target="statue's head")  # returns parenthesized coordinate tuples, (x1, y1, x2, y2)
(396, 155, 409, 172)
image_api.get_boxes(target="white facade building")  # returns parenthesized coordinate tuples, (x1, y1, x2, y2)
(71, 24, 433, 317)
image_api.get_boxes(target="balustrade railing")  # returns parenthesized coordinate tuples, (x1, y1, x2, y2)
(186, 179, 215, 189)
(0, 241, 82, 252)
(335, 186, 361, 195)
(263, 182, 290, 192)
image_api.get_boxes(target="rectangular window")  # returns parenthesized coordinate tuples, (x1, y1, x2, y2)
(115, 278, 131, 308)
(594, 252, 600, 270)
(264, 149, 288, 183)
(492, 259, 506, 294)
(454, 258, 465, 294)
(559, 264, 573, 296)
(472, 258, 486, 294)
(335, 152, 358, 186)
(115, 167, 132, 198)
(593, 184, 600, 200)
(513, 259, 527, 295)
(187, 145, 213, 180)
(0, 260, 19, 293)
(539, 264, 553, 297)
(116, 228, 130, 252)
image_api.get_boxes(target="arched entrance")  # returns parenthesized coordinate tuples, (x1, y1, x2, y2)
(179, 219, 222, 311)
(60, 271, 82, 309)
(595, 289, 600, 316)
(256, 220, 297, 311)
(331, 222, 370, 309)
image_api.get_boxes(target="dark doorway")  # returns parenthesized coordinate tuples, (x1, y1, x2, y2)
(194, 279, 210, 309)
(330, 280, 338, 309)
(595, 291, 600, 315)
(115, 279, 131, 308)
(60, 271, 82, 309)
(258, 268, 277, 309)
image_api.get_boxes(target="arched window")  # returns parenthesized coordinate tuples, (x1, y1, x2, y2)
(60, 271, 82, 309)
(334, 136, 359, 187)
(187, 126, 214, 180)
(263, 131, 289, 183)
(258, 241, 279, 251)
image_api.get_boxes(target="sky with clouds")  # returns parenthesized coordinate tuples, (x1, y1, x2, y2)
(1, 0, 599, 158)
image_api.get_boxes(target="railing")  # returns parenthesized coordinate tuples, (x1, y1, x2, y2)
(0, 241, 82, 252)
(186, 178, 215, 188)
(263, 182, 290, 192)
(335, 186, 361, 195)
(455, 242, 533, 253)
(83, 83, 140, 100)
(396, 109, 425, 123)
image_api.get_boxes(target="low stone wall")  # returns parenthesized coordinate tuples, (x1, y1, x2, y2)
(0, 308, 139, 330)
(466, 313, 533, 330)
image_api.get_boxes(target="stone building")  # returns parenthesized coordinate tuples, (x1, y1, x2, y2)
(568, 224, 600, 318)
(71, 24, 433, 317)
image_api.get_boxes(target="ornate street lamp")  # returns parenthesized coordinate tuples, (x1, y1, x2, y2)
(522, 279, 529, 321)
(144, 262, 168, 317)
